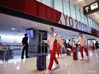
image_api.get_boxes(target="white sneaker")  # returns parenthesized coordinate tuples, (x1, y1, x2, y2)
(80, 58, 84, 61)
(45, 70, 52, 74)
(55, 64, 60, 69)
(87, 56, 90, 61)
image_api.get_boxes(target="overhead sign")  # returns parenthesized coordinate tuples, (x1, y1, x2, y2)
(90, 2, 98, 10)
(83, 1, 99, 15)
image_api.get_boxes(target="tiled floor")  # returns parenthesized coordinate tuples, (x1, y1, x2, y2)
(0, 50, 99, 74)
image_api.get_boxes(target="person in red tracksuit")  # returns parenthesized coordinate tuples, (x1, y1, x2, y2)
(79, 35, 89, 61)
(43, 27, 60, 74)
(71, 40, 78, 60)
(56, 42, 61, 57)
(89, 40, 95, 56)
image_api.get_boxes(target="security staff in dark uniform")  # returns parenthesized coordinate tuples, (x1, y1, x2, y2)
(21, 33, 29, 59)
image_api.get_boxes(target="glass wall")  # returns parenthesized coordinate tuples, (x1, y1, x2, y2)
(75, 6, 81, 21)
(42, 0, 53, 8)
(36, 0, 99, 30)
(70, 4, 76, 19)
(54, 0, 63, 12)
(63, 0, 70, 16)
(83, 15, 87, 25)
(88, 17, 93, 27)
(36, 0, 53, 8)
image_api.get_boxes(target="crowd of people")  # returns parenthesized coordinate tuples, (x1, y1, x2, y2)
(43, 27, 98, 74)
(21, 27, 98, 74)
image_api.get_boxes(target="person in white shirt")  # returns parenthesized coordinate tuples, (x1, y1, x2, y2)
(43, 27, 60, 74)
(79, 35, 89, 61)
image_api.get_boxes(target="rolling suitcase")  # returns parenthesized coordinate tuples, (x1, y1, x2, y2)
(37, 43, 47, 71)
(37, 55, 46, 71)
(37, 31, 47, 71)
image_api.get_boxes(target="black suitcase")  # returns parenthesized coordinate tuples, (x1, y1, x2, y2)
(37, 43, 47, 71)
(37, 31, 47, 71)
(37, 55, 46, 71)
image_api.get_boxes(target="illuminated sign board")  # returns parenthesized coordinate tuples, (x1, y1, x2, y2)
(83, 1, 99, 15)
(90, 2, 98, 10)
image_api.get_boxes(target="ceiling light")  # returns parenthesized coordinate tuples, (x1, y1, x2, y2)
(78, 0, 83, 1)
(11, 27, 16, 31)
(74, 0, 84, 4)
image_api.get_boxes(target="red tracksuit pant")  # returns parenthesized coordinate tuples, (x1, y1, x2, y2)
(48, 50, 59, 70)
(56, 44, 61, 56)
(90, 46, 94, 52)
(72, 47, 78, 60)
(80, 46, 89, 59)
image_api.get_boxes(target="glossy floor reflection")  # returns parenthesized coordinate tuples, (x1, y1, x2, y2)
(0, 50, 99, 74)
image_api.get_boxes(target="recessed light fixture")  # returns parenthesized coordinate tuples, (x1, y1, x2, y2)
(11, 27, 16, 31)
(78, 0, 83, 2)
(74, 0, 84, 4)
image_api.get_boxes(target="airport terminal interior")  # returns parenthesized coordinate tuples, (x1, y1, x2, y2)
(0, 0, 99, 74)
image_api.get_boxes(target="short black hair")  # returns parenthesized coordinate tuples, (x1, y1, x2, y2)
(50, 27, 54, 31)
(25, 33, 27, 36)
